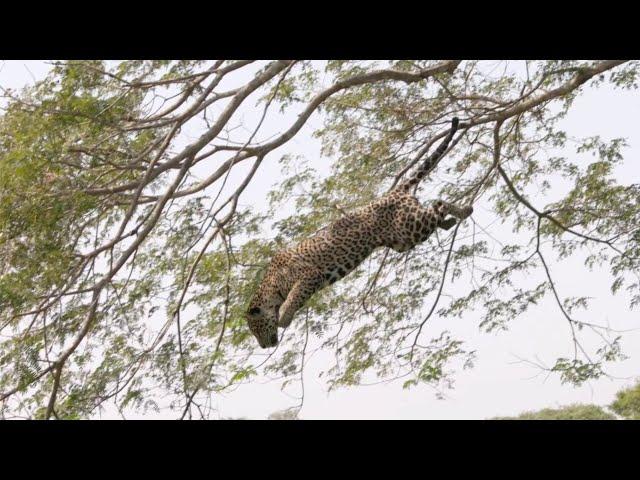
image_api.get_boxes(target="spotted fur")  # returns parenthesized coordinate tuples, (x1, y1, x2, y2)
(246, 118, 472, 348)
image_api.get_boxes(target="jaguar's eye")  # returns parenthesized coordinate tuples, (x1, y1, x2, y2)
(249, 307, 261, 315)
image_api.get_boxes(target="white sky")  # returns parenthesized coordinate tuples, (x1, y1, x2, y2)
(1, 60, 638, 420)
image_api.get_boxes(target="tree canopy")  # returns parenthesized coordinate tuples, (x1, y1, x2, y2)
(610, 380, 640, 419)
(0, 60, 638, 419)
(494, 404, 617, 420)
(493, 380, 640, 420)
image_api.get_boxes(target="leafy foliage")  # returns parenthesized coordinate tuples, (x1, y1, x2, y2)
(492, 381, 640, 420)
(493, 404, 616, 420)
(610, 381, 640, 419)
(0, 60, 638, 419)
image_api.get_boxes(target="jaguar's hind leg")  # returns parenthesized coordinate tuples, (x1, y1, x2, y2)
(432, 200, 473, 231)
(438, 217, 458, 230)
(433, 200, 473, 220)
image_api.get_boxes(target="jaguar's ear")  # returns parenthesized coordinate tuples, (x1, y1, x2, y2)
(249, 307, 261, 316)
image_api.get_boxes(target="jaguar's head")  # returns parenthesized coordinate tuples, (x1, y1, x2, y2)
(245, 302, 280, 349)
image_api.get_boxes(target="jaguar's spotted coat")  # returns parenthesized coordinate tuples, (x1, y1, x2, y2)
(246, 118, 472, 348)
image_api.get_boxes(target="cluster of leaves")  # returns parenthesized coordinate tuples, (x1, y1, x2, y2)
(493, 404, 617, 420)
(610, 381, 640, 419)
(493, 380, 640, 420)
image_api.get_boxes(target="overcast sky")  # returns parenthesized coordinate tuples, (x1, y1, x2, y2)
(1, 60, 638, 419)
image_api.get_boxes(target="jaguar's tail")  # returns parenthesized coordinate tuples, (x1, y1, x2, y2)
(396, 117, 459, 192)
